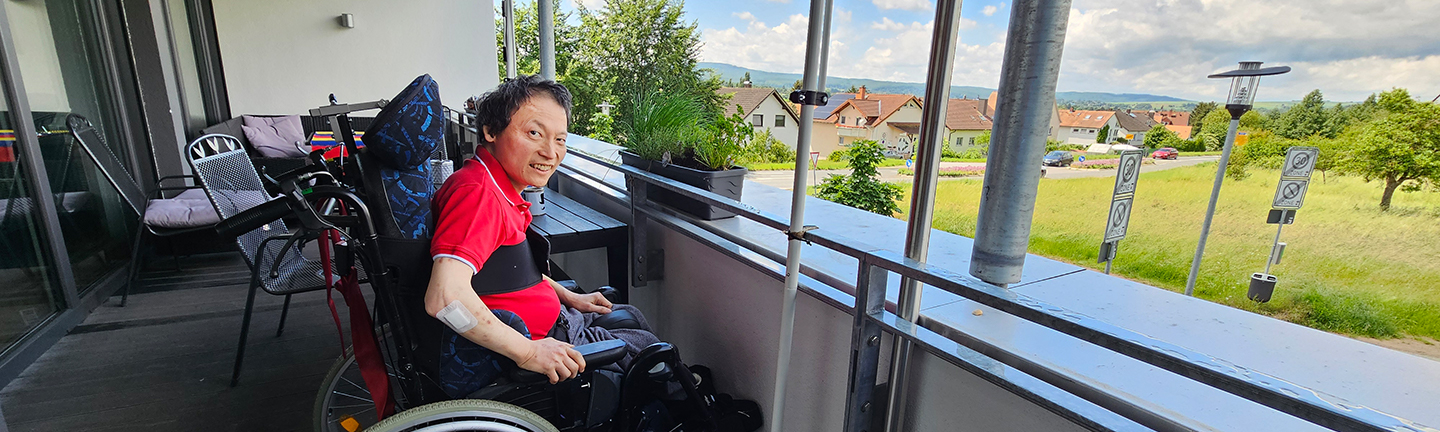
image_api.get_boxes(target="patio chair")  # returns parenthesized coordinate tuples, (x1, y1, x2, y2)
(66, 115, 222, 306)
(185, 134, 365, 386)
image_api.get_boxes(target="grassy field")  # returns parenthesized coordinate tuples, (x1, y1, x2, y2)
(899, 163, 1440, 340)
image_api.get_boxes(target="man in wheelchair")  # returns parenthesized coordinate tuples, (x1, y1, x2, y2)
(278, 74, 759, 431)
(424, 75, 651, 395)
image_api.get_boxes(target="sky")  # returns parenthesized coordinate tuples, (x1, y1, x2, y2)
(554, 0, 1440, 103)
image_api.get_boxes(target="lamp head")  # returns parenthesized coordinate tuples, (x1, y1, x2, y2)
(1208, 61, 1291, 116)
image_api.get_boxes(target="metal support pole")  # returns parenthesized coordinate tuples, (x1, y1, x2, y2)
(1185, 117, 1241, 296)
(1105, 247, 1113, 274)
(969, 0, 1072, 286)
(1265, 221, 1283, 274)
(537, 0, 556, 80)
(885, 0, 963, 429)
(503, 0, 516, 79)
(772, 0, 833, 430)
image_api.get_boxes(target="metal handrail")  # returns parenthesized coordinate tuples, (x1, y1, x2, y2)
(561, 149, 1429, 432)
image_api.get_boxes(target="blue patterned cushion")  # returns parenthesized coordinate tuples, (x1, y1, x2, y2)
(366, 74, 443, 170)
(379, 162, 434, 239)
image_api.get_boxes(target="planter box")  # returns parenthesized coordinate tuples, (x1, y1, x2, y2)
(620, 151, 747, 220)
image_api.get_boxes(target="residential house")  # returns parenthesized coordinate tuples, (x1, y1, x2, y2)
(945, 98, 993, 151)
(1108, 110, 1160, 144)
(985, 91, 1062, 141)
(810, 86, 923, 158)
(1150, 110, 1190, 127)
(1056, 109, 1115, 145)
(718, 86, 802, 150)
(1165, 124, 1192, 140)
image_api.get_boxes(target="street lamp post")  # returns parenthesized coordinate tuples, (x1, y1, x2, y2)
(1184, 61, 1290, 296)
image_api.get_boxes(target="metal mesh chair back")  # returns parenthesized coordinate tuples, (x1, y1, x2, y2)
(189, 134, 245, 160)
(188, 138, 287, 269)
(66, 114, 147, 215)
(187, 134, 362, 295)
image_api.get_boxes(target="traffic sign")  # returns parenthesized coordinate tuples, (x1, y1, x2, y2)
(1281, 146, 1319, 179)
(1104, 197, 1134, 242)
(1266, 209, 1297, 224)
(1112, 150, 1142, 196)
(1272, 179, 1309, 209)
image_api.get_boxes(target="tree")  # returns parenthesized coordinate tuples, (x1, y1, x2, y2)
(1190, 101, 1218, 127)
(1341, 99, 1440, 210)
(742, 72, 751, 85)
(495, 1, 606, 134)
(816, 139, 904, 216)
(1143, 124, 1178, 149)
(792, 79, 803, 91)
(1273, 89, 1342, 140)
(1239, 110, 1267, 131)
(1096, 124, 1110, 143)
(579, 0, 723, 122)
(1197, 109, 1232, 150)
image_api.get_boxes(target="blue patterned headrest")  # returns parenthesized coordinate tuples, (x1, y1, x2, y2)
(365, 74, 443, 170)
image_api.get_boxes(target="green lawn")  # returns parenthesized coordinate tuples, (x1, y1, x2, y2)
(744, 158, 906, 171)
(900, 163, 1440, 340)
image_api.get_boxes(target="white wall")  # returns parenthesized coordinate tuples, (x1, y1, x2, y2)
(749, 96, 798, 150)
(7, 0, 69, 112)
(211, 0, 497, 115)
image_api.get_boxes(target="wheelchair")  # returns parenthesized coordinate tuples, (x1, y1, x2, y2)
(212, 77, 751, 432)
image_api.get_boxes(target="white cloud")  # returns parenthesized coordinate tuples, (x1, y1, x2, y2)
(1056, 0, 1440, 100)
(568, 0, 604, 10)
(871, 0, 933, 12)
(871, 17, 905, 32)
(700, 9, 853, 76)
(834, 20, 1005, 88)
(982, 5, 998, 16)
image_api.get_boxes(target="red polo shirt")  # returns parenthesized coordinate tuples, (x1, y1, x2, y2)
(430, 148, 559, 340)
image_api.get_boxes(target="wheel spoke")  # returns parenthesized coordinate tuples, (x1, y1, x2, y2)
(340, 376, 372, 395)
(332, 390, 373, 402)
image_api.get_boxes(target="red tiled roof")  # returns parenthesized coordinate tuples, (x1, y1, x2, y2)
(945, 99, 992, 131)
(717, 87, 800, 121)
(1166, 124, 1192, 140)
(1058, 109, 1113, 129)
(1152, 110, 1190, 126)
(824, 93, 920, 126)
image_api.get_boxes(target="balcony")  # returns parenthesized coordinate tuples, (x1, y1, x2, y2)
(837, 125, 869, 138)
(4, 120, 1434, 431)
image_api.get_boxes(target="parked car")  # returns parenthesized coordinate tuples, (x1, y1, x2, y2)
(1042, 150, 1075, 167)
(1152, 147, 1179, 160)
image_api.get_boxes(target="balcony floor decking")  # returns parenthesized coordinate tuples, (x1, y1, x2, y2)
(0, 253, 353, 432)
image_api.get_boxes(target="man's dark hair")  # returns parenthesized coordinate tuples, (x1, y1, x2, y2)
(474, 75, 573, 142)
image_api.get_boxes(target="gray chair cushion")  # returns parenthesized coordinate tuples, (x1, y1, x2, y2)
(240, 115, 306, 157)
(143, 188, 221, 229)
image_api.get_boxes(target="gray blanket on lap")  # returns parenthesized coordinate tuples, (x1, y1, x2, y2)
(556, 304, 659, 371)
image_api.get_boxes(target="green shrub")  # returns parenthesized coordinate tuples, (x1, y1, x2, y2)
(829, 148, 851, 162)
(619, 90, 703, 161)
(816, 139, 903, 216)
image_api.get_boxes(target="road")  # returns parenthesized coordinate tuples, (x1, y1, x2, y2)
(746, 155, 1221, 190)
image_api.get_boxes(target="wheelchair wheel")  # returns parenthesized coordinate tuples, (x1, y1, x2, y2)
(316, 349, 383, 432)
(366, 400, 558, 432)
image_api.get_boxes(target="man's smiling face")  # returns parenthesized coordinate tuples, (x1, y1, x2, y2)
(485, 96, 568, 192)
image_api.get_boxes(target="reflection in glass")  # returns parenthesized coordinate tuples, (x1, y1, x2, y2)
(0, 87, 65, 350)
(10, 0, 138, 293)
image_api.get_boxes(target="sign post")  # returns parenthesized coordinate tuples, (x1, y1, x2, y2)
(1250, 146, 1317, 302)
(1098, 150, 1142, 274)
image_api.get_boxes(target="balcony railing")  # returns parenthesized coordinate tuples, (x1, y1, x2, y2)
(552, 141, 1430, 432)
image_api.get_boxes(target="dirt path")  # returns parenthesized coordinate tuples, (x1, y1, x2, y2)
(1359, 336, 1440, 362)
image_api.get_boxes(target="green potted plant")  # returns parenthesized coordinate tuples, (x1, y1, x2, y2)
(617, 91, 750, 220)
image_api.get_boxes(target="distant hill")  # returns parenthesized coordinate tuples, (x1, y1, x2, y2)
(699, 62, 1190, 104)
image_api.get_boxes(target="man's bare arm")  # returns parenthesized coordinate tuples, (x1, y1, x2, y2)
(425, 258, 583, 383)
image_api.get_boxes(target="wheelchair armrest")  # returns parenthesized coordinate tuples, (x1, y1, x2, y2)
(509, 339, 627, 383)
